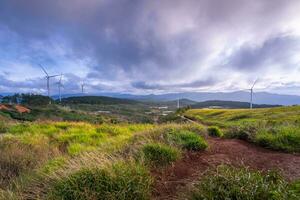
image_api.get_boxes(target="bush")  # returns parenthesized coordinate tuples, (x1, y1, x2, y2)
(168, 130, 208, 151)
(48, 162, 153, 200)
(142, 143, 180, 167)
(255, 126, 300, 152)
(189, 165, 298, 200)
(207, 126, 223, 137)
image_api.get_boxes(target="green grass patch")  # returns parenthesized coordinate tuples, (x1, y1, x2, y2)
(207, 126, 223, 137)
(168, 130, 208, 151)
(142, 143, 180, 167)
(48, 162, 153, 200)
(189, 165, 299, 200)
(255, 126, 300, 152)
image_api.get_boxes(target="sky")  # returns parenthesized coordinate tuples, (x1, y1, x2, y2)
(0, 0, 300, 95)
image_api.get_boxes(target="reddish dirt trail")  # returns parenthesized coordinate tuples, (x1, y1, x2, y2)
(152, 138, 300, 200)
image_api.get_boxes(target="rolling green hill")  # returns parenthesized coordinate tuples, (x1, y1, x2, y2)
(190, 100, 281, 109)
(60, 96, 138, 105)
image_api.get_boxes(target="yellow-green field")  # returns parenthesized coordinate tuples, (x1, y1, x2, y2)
(185, 106, 300, 152)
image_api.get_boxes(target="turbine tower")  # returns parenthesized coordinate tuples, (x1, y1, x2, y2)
(80, 82, 85, 94)
(177, 98, 180, 109)
(40, 64, 60, 97)
(249, 79, 258, 109)
(56, 74, 64, 103)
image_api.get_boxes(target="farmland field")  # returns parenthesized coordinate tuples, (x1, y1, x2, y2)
(0, 106, 300, 199)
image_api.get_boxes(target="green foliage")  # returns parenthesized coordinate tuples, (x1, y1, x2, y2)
(189, 165, 298, 200)
(2, 93, 53, 105)
(255, 126, 300, 152)
(290, 180, 300, 196)
(168, 130, 208, 151)
(48, 162, 153, 200)
(207, 126, 223, 137)
(142, 143, 180, 167)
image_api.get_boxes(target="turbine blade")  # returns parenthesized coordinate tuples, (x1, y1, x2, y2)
(251, 79, 259, 89)
(39, 64, 49, 76)
(49, 74, 60, 78)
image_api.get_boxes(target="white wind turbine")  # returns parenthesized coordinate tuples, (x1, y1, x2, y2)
(249, 79, 258, 109)
(56, 74, 64, 103)
(39, 64, 60, 97)
(80, 82, 85, 94)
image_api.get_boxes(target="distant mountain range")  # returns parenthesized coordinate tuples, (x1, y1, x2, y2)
(110, 91, 300, 106)
(2, 91, 300, 106)
(190, 100, 281, 109)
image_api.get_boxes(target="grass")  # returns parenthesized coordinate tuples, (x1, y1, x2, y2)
(185, 106, 300, 152)
(47, 162, 152, 200)
(188, 165, 299, 200)
(142, 143, 180, 167)
(167, 130, 208, 151)
(207, 126, 223, 137)
(5, 122, 153, 156)
(0, 122, 208, 199)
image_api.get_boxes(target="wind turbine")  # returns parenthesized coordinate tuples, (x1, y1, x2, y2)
(177, 98, 180, 109)
(249, 79, 258, 109)
(80, 82, 85, 94)
(39, 64, 60, 97)
(56, 74, 64, 103)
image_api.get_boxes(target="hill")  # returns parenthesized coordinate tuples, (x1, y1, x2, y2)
(190, 100, 281, 109)
(60, 96, 138, 105)
(106, 91, 300, 105)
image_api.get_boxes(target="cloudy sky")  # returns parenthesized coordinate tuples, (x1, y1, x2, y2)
(0, 0, 300, 95)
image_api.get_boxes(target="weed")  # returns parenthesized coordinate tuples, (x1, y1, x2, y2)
(142, 143, 180, 167)
(168, 130, 208, 151)
(207, 126, 223, 137)
(48, 162, 153, 200)
(189, 165, 298, 200)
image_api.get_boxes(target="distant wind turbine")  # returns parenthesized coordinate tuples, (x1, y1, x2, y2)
(80, 82, 85, 94)
(39, 64, 60, 98)
(249, 79, 258, 109)
(56, 74, 64, 103)
(177, 99, 180, 109)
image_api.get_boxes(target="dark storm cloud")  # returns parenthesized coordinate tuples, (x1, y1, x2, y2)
(0, 0, 300, 93)
(132, 78, 217, 90)
(227, 35, 300, 71)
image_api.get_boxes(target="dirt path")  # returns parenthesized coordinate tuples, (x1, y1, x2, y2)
(152, 137, 300, 200)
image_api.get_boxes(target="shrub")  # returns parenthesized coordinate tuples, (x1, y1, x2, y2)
(142, 143, 180, 167)
(189, 165, 298, 200)
(207, 126, 223, 137)
(168, 130, 208, 151)
(48, 162, 153, 200)
(255, 126, 300, 152)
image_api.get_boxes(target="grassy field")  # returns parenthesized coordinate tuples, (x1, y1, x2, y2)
(185, 106, 300, 152)
(0, 105, 300, 199)
(0, 121, 209, 199)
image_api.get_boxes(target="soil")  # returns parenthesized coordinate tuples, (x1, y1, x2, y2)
(14, 105, 31, 113)
(152, 137, 300, 200)
(0, 104, 10, 111)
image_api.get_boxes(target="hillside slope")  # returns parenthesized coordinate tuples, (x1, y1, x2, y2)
(191, 100, 281, 109)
